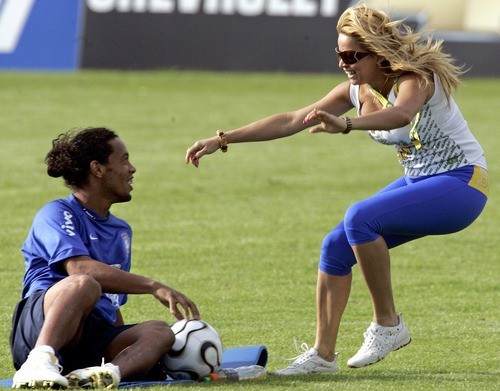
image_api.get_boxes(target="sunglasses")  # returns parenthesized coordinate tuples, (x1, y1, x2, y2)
(335, 47, 372, 65)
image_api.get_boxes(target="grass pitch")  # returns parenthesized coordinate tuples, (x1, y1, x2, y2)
(0, 70, 498, 390)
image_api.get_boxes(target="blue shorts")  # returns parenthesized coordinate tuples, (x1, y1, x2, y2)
(10, 289, 134, 374)
(319, 165, 489, 276)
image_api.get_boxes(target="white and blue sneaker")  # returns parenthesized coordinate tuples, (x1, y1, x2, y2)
(347, 313, 411, 368)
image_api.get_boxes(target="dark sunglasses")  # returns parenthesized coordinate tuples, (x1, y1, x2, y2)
(335, 47, 372, 65)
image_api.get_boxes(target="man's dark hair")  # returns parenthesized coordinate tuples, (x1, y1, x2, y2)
(45, 127, 118, 189)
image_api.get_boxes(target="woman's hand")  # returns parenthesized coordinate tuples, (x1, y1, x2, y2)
(303, 108, 347, 134)
(185, 136, 220, 167)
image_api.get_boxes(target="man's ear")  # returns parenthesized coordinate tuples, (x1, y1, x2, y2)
(90, 161, 104, 178)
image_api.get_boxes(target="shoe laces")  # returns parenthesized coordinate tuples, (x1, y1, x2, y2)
(30, 351, 64, 374)
(284, 338, 315, 364)
(360, 325, 396, 352)
(51, 358, 64, 375)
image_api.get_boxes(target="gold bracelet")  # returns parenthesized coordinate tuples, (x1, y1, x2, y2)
(217, 130, 228, 152)
(342, 117, 352, 134)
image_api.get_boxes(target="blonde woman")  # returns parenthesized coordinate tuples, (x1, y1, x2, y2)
(185, 3, 488, 375)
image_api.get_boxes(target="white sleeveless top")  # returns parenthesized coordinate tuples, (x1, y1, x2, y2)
(349, 73, 487, 177)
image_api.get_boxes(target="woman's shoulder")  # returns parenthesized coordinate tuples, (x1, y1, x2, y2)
(397, 71, 433, 84)
(395, 72, 435, 103)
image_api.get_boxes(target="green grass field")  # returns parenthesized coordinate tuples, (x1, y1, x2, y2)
(0, 70, 498, 390)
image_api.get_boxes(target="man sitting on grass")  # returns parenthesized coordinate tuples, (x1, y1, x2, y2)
(11, 127, 199, 389)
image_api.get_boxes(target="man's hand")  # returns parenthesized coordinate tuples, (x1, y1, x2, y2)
(153, 284, 200, 320)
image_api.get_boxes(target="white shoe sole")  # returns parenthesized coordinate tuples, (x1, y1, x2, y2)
(66, 372, 117, 389)
(12, 379, 67, 389)
(275, 369, 338, 375)
(347, 337, 411, 368)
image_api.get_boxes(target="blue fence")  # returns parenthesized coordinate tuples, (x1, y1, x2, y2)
(0, 0, 498, 76)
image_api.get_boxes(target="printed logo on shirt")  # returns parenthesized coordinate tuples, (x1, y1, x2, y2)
(105, 293, 120, 308)
(121, 231, 131, 257)
(61, 210, 76, 237)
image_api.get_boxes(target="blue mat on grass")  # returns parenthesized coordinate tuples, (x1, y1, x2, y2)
(0, 345, 268, 388)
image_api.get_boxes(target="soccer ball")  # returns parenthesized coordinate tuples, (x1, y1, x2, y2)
(161, 319, 223, 380)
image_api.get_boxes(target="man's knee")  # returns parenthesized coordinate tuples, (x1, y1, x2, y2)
(47, 274, 101, 307)
(141, 320, 175, 351)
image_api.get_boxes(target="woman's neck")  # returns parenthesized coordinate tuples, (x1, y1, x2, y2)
(372, 76, 392, 97)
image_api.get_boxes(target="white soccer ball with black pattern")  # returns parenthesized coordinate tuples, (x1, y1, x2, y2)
(161, 319, 223, 381)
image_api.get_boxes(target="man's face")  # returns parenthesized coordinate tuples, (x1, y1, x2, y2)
(100, 138, 136, 204)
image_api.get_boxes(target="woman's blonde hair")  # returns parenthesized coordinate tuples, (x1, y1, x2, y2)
(337, 3, 465, 99)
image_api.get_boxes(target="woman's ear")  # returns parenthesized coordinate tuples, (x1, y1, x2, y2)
(377, 56, 391, 70)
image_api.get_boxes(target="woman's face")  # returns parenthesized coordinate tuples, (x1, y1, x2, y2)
(337, 33, 383, 86)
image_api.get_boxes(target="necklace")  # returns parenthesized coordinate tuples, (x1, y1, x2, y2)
(378, 77, 390, 95)
(371, 77, 391, 106)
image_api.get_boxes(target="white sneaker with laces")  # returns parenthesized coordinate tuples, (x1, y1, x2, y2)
(275, 343, 339, 375)
(12, 346, 68, 389)
(66, 360, 120, 389)
(347, 313, 411, 368)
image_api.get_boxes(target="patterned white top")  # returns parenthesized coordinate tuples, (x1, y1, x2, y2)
(349, 73, 487, 177)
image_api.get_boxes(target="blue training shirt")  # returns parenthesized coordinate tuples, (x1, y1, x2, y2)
(21, 194, 132, 325)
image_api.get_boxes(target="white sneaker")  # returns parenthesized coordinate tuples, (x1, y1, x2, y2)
(66, 361, 120, 389)
(275, 343, 339, 375)
(347, 313, 411, 368)
(12, 346, 69, 389)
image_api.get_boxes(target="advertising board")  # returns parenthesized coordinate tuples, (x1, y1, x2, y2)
(0, 0, 83, 70)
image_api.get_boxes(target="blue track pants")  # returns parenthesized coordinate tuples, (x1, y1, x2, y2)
(319, 165, 488, 276)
